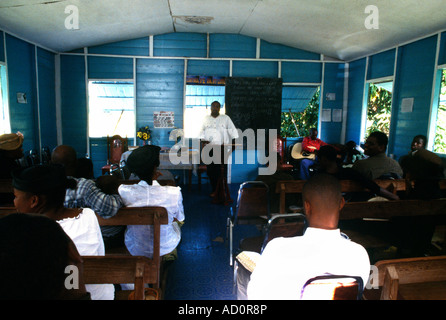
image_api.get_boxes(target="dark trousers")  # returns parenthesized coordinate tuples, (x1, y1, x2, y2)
(206, 145, 228, 192)
(207, 163, 228, 192)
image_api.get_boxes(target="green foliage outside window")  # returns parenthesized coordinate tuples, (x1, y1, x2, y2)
(365, 83, 392, 137)
(280, 88, 320, 138)
(434, 69, 446, 154)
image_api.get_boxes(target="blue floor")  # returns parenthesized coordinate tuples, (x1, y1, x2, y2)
(163, 182, 260, 300)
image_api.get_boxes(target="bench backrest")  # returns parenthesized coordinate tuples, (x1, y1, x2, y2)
(373, 255, 446, 300)
(375, 255, 446, 287)
(340, 198, 446, 220)
(82, 255, 156, 300)
(275, 178, 446, 214)
(0, 206, 169, 290)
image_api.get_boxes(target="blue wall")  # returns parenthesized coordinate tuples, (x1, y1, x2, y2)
(56, 33, 344, 179)
(5, 29, 445, 181)
(3, 34, 57, 160)
(346, 34, 443, 161)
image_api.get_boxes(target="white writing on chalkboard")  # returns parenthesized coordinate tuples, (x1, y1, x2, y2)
(225, 77, 283, 132)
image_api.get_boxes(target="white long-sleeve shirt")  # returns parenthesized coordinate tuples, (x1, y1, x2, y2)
(199, 114, 239, 145)
(118, 180, 185, 258)
(247, 227, 370, 300)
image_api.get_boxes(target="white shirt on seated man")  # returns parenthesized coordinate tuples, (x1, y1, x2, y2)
(246, 173, 370, 300)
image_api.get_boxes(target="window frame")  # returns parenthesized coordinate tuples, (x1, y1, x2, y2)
(0, 62, 10, 134)
(87, 79, 136, 139)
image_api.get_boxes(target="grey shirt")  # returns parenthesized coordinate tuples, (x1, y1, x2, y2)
(352, 152, 403, 180)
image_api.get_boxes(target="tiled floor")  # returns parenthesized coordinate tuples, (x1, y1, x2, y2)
(163, 182, 260, 300)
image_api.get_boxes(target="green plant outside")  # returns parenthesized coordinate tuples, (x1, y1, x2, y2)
(280, 88, 320, 138)
(365, 83, 392, 138)
(434, 69, 446, 154)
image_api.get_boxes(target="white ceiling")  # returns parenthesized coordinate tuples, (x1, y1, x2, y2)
(0, 0, 445, 61)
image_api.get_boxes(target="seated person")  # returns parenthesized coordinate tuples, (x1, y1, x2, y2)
(11, 164, 114, 300)
(299, 128, 328, 180)
(75, 157, 95, 179)
(96, 174, 120, 195)
(316, 145, 399, 201)
(118, 145, 185, 259)
(396, 135, 444, 257)
(0, 213, 90, 300)
(246, 173, 370, 300)
(352, 131, 403, 180)
(51, 145, 125, 249)
(399, 134, 444, 199)
(0, 132, 24, 205)
(343, 140, 365, 165)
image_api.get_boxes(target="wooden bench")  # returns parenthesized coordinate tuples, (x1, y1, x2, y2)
(0, 206, 169, 296)
(364, 255, 446, 300)
(82, 255, 160, 300)
(340, 198, 446, 220)
(276, 178, 446, 214)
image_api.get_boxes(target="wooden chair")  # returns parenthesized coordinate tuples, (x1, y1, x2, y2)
(364, 255, 446, 300)
(102, 135, 128, 175)
(275, 136, 294, 172)
(300, 274, 364, 300)
(82, 255, 159, 300)
(227, 181, 270, 266)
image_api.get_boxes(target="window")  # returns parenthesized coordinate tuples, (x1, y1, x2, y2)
(88, 81, 135, 138)
(364, 81, 393, 138)
(0, 64, 10, 134)
(280, 86, 320, 138)
(184, 84, 225, 138)
(433, 69, 446, 153)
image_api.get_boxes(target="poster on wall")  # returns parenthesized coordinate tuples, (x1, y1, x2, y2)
(154, 111, 175, 128)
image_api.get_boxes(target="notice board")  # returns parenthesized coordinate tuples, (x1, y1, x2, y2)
(225, 77, 283, 134)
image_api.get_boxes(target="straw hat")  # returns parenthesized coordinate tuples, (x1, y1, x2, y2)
(0, 132, 24, 151)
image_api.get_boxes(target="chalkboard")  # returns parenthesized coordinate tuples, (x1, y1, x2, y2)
(225, 77, 283, 133)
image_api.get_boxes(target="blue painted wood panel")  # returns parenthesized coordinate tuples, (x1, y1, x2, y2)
(37, 48, 57, 151)
(89, 37, 150, 56)
(439, 32, 446, 66)
(136, 58, 184, 147)
(5, 34, 37, 153)
(260, 40, 320, 60)
(209, 34, 256, 58)
(187, 60, 229, 77)
(60, 54, 87, 156)
(232, 60, 278, 78)
(345, 58, 366, 144)
(391, 36, 437, 158)
(367, 49, 395, 80)
(0, 32, 4, 62)
(320, 63, 345, 144)
(88, 56, 133, 79)
(281, 61, 322, 83)
(154, 33, 206, 58)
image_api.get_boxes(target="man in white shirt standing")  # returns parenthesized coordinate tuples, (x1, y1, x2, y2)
(247, 173, 370, 300)
(199, 101, 239, 197)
